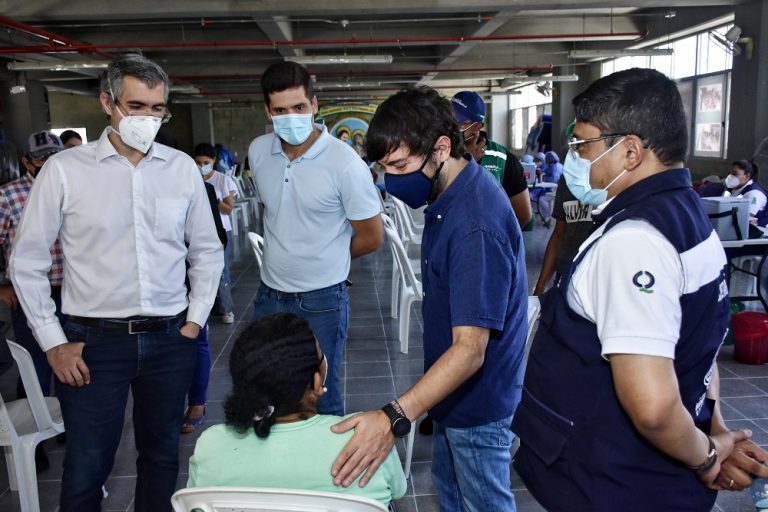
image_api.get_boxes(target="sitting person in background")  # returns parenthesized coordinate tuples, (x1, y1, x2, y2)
(59, 130, 83, 149)
(725, 159, 767, 227)
(541, 150, 563, 184)
(187, 312, 406, 506)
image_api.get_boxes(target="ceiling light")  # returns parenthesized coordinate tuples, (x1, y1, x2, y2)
(569, 49, 674, 59)
(500, 75, 579, 89)
(169, 84, 201, 94)
(285, 55, 393, 65)
(6, 60, 109, 71)
(173, 97, 231, 104)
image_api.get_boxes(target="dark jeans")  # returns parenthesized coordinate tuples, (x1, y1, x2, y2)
(56, 314, 196, 512)
(253, 281, 349, 416)
(187, 323, 210, 406)
(13, 285, 66, 398)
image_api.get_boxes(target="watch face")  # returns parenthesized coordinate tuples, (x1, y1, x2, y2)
(392, 417, 411, 437)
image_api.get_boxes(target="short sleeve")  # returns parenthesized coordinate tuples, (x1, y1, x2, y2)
(552, 175, 567, 220)
(743, 189, 767, 216)
(339, 158, 382, 221)
(449, 229, 513, 331)
(225, 175, 239, 197)
(568, 220, 683, 359)
(501, 153, 527, 197)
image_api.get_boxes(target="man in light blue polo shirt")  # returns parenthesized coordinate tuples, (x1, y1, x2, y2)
(248, 61, 383, 416)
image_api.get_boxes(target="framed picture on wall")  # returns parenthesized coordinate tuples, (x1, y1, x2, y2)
(693, 72, 728, 158)
(697, 83, 723, 113)
(695, 123, 722, 153)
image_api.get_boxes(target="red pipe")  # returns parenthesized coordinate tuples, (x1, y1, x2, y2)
(0, 31, 646, 55)
(0, 15, 112, 59)
(172, 65, 555, 82)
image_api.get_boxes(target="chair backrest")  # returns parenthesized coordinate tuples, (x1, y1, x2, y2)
(389, 197, 419, 243)
(7, 339, 60, 431)
(171, 487, 388, 512)
(247, 232, 264, 269)
(0, 389, 20, 443)
(382, 215, 420, 293)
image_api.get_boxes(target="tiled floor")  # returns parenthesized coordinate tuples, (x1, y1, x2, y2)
(1, 216, 767, 511)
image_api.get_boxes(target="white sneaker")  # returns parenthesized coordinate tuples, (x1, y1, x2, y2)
(221, 312, 235, 324)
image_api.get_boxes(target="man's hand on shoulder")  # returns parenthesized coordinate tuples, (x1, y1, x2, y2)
(46, 343, 90, 387)
(331, 410, 395, 487)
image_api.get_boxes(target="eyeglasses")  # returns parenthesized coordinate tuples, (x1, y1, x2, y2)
(115, 101, 172, 124)
(567, 133, 628, 156)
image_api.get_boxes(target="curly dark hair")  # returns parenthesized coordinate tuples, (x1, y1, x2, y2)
(365, 86, 464, 163)
(224, 313, 321, 438)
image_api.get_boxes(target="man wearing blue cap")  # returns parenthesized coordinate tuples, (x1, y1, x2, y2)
(451, 91, 532, 227)
(0, 131, 67, 402)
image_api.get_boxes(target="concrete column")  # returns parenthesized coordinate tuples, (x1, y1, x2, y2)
(488, 93, 510, 149)
(190, 104, 215, 145)
(727, 0, 768, 176)
(2, 79, 50, 152)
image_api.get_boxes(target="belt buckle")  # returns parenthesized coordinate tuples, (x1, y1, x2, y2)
(128, 319, 149, 335)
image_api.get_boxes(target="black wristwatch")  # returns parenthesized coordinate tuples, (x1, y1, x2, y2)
(381, 400, 411, 438)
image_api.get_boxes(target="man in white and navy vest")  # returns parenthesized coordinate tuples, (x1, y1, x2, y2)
(513, 67, 768, 511)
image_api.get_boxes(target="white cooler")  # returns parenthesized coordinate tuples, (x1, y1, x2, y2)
(701, 196, 750, 240)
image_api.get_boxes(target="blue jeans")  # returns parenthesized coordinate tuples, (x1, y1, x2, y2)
(187, 323, 210, 406)
(432, 415, 517, 512)
(253, 281, 349, 416)
(214, 231, 234, 315)
(56, 314, 197, 512)
(13, 286, 67, 399)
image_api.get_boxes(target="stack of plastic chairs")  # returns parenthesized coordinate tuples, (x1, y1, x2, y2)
(1, 340, 66, 512)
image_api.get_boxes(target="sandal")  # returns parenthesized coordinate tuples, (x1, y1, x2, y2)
(181, 406, 206, 434)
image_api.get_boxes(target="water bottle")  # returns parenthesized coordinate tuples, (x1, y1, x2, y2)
(751, 477, 768, 511)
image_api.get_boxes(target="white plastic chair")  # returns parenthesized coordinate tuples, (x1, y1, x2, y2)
(247, 231, 264, 269)
(1, 340, 65, 512)
(171, 486, 388, 512)
(389, 198, 422, 250)
(382, 215, 422, 355)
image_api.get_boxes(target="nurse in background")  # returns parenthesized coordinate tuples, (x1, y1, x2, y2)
(724, 159, 768, 227)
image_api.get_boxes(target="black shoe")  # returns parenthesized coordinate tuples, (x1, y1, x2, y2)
(35, 444, 50, 473)
(418, 415, 433, 436)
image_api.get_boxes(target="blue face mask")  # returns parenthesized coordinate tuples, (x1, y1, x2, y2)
(198, 163, 213, 175)
(271, 113, 314, 146)
(385, 153, 444, 209)
(563, 138, 627, 205)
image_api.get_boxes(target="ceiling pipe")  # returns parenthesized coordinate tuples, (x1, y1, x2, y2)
(0, 15, 112, 59)
(0, 31, 647, 55)
(172, 65, 555, 82)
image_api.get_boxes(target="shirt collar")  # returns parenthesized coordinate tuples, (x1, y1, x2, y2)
(592, 168, 692, 225)
(424, 154, 478, 219)
(270, 123, 331, 161)
(733, 179, 753, 195)
(94, 127, 168, 163)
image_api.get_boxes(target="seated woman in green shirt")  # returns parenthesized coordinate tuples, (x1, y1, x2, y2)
(187, 312, 407, 505)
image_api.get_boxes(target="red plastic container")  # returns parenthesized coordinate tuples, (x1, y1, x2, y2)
(732, 312, 768, 365)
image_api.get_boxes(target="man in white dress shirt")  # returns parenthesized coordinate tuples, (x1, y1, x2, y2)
(10, 54, 223, 512)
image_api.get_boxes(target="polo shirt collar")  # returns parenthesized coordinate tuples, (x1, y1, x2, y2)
(270, 123, 331, 161)
(592, 168, 691, 225)
(94, 127, 169, 163)
(424, 154, 478, 219)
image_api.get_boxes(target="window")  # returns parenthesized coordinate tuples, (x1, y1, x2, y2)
(600, 23, 734, 158)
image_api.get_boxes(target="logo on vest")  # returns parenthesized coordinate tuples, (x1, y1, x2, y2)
(632, 271, 655, 294)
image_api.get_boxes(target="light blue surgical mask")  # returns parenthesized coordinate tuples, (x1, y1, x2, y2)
(271, 113, 314, 146)
(563, 138, 627, 205)
(198, 163, 213, 175)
